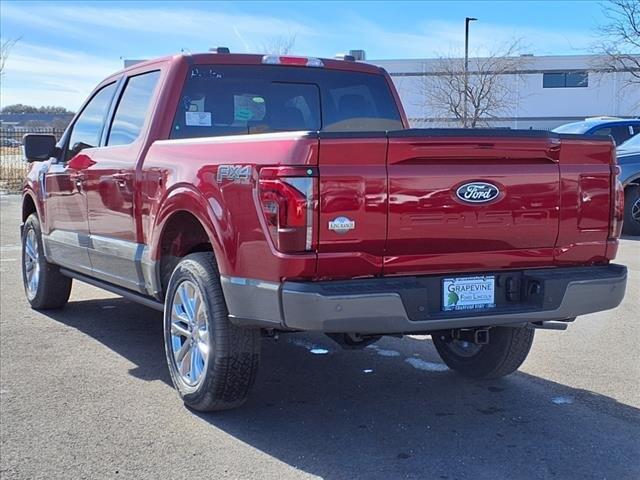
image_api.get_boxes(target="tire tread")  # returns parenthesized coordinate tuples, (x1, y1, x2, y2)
(164, 252, 260, 411)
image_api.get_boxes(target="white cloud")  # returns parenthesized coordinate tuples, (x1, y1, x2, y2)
(1, 3, 314, 53)
(1, 42, 120, 110)
(0, 2, 596, 109)
(342, 16, 593, 59)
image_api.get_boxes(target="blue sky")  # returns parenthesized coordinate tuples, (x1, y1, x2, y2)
(1, 0, 606, 110)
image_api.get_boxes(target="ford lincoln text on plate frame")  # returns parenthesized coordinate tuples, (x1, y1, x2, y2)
(19, 51, 627, 411)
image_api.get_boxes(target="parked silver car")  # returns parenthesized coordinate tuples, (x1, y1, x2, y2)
(617, 134, 640, 235)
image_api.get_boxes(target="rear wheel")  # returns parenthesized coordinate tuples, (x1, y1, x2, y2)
(432, 326, 534, 379)
(623, 186, 640, 236)
(21, 213, 72, 309)
(163, 252, 261, 411)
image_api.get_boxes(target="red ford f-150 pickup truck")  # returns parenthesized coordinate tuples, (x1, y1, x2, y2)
(21, 52, 627, 411)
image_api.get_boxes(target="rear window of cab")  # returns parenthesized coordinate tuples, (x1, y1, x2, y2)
(170, 65, 403, 139)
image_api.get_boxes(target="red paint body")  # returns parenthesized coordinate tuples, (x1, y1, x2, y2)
(23, 53, 619, 287)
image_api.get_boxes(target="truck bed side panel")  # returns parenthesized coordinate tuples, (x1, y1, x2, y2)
(140, 133, 319, 282)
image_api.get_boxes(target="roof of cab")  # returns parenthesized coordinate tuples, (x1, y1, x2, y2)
(110, 52, 385, 78)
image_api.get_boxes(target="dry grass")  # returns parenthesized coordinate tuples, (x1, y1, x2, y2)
(0, 147, 28, 194)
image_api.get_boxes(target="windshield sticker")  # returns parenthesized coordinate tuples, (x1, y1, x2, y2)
(185, 111, 212, 127)
(235, 107, 253, 121)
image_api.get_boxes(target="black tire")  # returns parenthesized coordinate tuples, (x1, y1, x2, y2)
(163, 252, 261, 411)
(21, 213, 72, 309)
(432, 326, 534, 379)
(622, 185, 640, 236)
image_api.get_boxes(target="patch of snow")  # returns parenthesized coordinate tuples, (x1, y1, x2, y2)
(310, 348, 329, 355)
(375, 349, 401, 357)
(404, 357, 448, 372)
(551, 395, 574, 405)
(287, 338, 330, 355)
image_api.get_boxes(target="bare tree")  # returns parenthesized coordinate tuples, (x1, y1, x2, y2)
(259, 33, 297, 55)
(414, 41, 527, 128)
(596, 0, 640, 86)
(0, 37, 19, 77)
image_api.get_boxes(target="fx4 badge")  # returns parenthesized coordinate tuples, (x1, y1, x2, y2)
(456, 182, 500, 203)
(217, 165, 251, 184)
(328, 216, 355, 234)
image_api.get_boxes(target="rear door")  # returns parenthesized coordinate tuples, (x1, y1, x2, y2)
(385, 130, 562, 275)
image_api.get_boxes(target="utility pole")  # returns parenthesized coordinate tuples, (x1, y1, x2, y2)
(463, 16, 477, 128)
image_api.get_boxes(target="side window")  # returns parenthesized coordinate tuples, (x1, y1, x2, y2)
(610, 126, 632, 145)
(592, 127, 612, 138)
(107, 71, 161, 146)
(592, 126, 630, 145)
(67, 83, 117, 158)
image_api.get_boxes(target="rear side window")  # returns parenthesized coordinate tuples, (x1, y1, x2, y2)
(171, 65, 402, 139)
(67, 83, 117, 157)
(108, 71, 161, 146)
(592, 125, 633, 145)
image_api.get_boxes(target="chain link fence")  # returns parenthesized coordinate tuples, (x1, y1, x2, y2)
(0, 128, 65, 194)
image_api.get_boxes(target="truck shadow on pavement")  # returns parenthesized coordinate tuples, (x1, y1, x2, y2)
(43, 296, 640, 480)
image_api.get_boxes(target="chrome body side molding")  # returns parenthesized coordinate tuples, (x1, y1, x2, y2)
(42, 230, 161, 299)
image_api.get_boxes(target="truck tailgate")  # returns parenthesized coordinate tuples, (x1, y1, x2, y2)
(385, 131, 562, 275)
(316, 129, 615, 280)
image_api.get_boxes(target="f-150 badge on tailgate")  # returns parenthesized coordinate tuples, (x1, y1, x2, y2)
(456, 182, 500, 203)
(329, 216, 355, 234)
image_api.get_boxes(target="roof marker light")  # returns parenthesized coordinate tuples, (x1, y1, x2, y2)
(261, 55, 324, 67)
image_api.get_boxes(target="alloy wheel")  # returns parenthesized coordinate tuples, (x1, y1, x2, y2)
(169, 280, 210, 386)
(24, 228, 40, 300)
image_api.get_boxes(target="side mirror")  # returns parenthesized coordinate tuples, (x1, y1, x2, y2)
(70, 141, 93, 156)
(23, 134, 57, 163)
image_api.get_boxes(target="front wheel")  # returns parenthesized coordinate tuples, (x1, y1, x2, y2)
(21, 213, 72, 309)
(432, 326, 534, 379)
(163, 252, 261, 411)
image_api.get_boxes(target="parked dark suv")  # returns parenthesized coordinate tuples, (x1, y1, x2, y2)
(553, 117, 640, 145)
(617, 134, 640, 235)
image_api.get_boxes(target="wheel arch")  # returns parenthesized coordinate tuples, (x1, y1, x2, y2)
(623, 175, 640, 188)
(150, 186, 228, 298)
(22, 190, 41, 224)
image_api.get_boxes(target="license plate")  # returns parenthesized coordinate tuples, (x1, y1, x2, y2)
(442, 276, 495, 312)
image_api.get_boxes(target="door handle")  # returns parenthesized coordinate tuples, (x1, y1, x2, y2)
(112, 172, 132, 180)
(74, 173, 85, 191)
(112, 172, 132, 189)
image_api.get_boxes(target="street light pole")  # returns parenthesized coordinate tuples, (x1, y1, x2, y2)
(463, 16, 477, 128)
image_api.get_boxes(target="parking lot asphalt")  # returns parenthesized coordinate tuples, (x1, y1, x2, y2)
(1, 194, 639, 480)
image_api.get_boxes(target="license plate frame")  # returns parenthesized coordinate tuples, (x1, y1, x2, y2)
(442, 275, 496, 312)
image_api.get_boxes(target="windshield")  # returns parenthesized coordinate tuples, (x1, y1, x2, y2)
(552, 122, 591, 134)
(170, 65, 403, 139)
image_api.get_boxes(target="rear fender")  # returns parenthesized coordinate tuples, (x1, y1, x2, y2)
(149, 185, 228, 273)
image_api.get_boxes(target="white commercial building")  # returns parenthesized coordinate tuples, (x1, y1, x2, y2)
(372, 54, 640, 130)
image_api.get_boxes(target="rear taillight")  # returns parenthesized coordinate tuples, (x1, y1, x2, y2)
(610, 164, 624, 239)
(259, 167, 317, 253)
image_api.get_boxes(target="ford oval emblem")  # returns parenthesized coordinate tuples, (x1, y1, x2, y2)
(456, 182, 500, 203)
